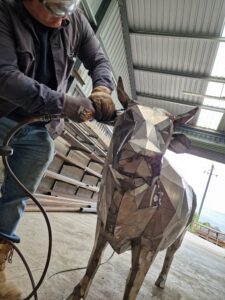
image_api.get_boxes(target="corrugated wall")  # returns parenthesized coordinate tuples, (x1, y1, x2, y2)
(97, 0, 132, 99)
(72, 0, 132, 108)
(86, 0, 102, 16)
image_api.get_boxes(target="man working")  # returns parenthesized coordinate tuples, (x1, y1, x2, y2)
(0, 1, 115, 298)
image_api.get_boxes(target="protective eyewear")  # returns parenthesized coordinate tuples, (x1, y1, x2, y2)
(41, 0, 79, 17)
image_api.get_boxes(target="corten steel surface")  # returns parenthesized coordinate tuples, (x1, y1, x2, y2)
(66, 78, 197, 300)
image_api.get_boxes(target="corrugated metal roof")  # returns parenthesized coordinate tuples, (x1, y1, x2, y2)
(74, 0, 225, 162)
(134, 70, 208, 102)
(130, 34, 218, 74)
(122, 0, 225, 161)
(126, 0, 225, 35)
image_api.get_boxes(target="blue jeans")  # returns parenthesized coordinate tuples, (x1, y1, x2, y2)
(0, 117, 55, 243)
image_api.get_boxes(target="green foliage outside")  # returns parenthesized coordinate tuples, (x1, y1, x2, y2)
(188, 212, 221, 233)
(188, 212, 200, 233)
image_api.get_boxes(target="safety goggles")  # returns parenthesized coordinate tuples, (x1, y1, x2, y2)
(41, 0, 79, 17)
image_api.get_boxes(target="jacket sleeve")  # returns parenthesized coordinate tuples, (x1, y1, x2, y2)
(77, 11, 115, 91)
(0, 8, 63, 115)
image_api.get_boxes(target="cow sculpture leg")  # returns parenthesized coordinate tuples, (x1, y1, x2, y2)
(123, 241, 156, 300)
(155, 232, 186, 289)
(66, 218, 108, 300)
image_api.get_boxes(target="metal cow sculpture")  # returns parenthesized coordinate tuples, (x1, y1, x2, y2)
(67, 77, 197, 300)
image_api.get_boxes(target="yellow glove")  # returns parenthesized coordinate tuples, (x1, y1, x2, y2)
(89, 86, 116, 122)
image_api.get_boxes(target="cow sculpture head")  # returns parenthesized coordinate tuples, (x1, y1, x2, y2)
(112, 77, 197, 184)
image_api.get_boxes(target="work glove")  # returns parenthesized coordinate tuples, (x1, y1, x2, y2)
(89, 86, 116, 123)
(62, 94, 95, 123)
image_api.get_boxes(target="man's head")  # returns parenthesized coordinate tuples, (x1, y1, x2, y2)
(23, 0, 79, 28)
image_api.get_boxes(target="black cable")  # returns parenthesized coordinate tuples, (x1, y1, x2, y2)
(1, 114, 63, 300)
(46, 250, 115, 280)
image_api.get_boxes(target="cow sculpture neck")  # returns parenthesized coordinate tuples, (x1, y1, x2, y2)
(66, 77, 197, 300)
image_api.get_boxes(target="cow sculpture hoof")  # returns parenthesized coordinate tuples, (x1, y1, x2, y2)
(155, 274, 166, 289)
(65, 293, 82, 300)
(65, 285, 85, 300)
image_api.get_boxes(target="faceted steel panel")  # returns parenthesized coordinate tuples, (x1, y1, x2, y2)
(137, 95, 199, 126)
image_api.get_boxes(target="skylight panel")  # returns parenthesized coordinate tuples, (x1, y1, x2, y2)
(205, 82, 223, 97)
(203, 98, 225, 109)
(211, 43, 225, 77)
(196, 27, 225, 131)
(196, 109, 223, 130)
(203, 82, 225, 108)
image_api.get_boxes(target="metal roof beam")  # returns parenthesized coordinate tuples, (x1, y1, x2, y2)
(179, 142, 225, 164)
(177, 125, 225, 143)
(118, 0, 136, 99)
(134, 66, 225, 84)
(136, 92, 225, 113)
(130, 30, 225, 42)
(175, 125, 225, 164)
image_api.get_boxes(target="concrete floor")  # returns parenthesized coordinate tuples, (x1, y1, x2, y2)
(7, 212, 225, 300)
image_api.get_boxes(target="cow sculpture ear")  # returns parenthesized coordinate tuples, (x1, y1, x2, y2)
(168, 133, 191, 154)
(169, 107, 198, 153)
(117, 76, 136, 109)
(174, 107, 198, 126)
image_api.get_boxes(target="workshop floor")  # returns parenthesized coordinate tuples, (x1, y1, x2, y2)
(8, 212, 225, 300)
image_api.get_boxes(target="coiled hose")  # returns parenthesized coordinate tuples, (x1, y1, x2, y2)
(0, 114, 64, 300)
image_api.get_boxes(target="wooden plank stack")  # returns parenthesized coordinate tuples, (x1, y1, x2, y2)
(26, 120, 110, 213)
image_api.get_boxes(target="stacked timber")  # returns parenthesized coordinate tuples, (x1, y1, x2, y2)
(0, 109, 111, 213)
(27, 120, 111, 213)
(26, 194, 96, 212)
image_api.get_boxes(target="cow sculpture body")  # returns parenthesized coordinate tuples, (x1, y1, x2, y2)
(66, 78, 197, 300)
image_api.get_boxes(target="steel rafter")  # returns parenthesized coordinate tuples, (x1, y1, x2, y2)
(175, 125, 225, 163)
(130, 30, 225, 42)
(134, 66, 225, 84)
(136, 92, 225, 113)
(176, 125, 225, 144)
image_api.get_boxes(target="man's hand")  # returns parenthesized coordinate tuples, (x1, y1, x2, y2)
(89, 86, 116, 122)
(62, 94, 95, 123)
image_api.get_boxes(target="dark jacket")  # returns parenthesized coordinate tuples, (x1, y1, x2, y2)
(0, 0, 114, 136)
